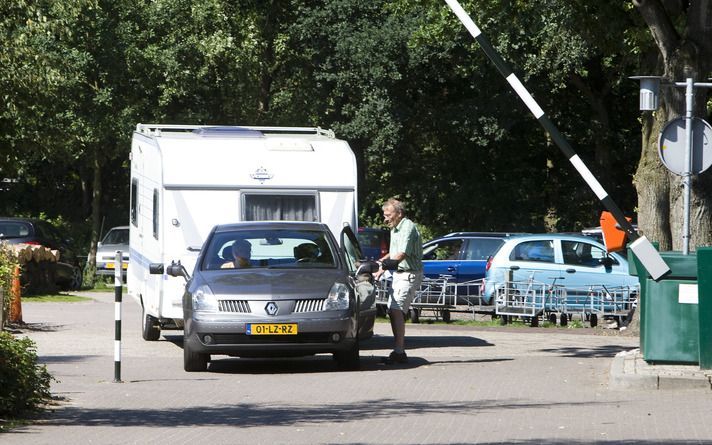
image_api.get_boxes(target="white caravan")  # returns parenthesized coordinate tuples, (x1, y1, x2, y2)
(127, 124, 358, 340)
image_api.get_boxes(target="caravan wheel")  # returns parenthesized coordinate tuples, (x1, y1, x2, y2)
(142, 306, 161, 341)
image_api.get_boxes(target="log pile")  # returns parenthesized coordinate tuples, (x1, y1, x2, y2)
(10, 244, 60, 265)
(3, 243, 60, 295)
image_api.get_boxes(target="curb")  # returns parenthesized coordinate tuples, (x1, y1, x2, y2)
(609, 349, 712, 390)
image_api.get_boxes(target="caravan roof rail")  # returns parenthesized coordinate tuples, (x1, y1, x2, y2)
(135, 124, 335, 138)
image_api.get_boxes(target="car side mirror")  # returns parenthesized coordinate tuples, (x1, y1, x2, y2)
(601, 256, 614, 268)
(356, 260, 379, 275)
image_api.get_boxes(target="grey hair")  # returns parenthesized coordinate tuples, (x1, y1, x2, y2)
(383, 197, 405, 215)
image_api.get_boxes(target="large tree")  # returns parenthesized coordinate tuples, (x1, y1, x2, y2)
(632, 0, 712, 251)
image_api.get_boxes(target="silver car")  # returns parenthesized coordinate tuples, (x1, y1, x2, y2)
(152, 221, 377, 372)
(94, 226, 129, 281)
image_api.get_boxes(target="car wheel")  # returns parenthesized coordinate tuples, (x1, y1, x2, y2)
(548, 313, 557, 325)
(334, 339, 360, 371)
(589, 314, 598, 328)
(69, 266, 83, 290)
(184, 341, 209, 372)
(142, 306, 161, 341)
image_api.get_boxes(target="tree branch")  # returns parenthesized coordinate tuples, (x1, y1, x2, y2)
(632, 0, 680, 64)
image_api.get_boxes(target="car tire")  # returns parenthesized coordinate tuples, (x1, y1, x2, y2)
(548, 313, 557, 325)
(69, 266, 83, 290)
(589, 314, 598, 328)
(334, 339, 360, 371)
(184, 341, 209, 372)
(142, 306, 161, 341)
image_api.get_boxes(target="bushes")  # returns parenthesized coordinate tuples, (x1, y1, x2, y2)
(0, 244, 18, 328)
(0, 331, 53, 421)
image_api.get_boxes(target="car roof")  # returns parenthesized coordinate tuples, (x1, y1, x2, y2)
(442, 231, 525, 238)
(107, 225, 129, 230)
(503, 233, 608, 244)
(214, 221, 330, 232)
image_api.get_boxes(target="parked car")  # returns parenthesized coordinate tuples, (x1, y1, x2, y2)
(356, 227, 390, 260)
(94, 226, 129, 281)
(483, 233, 639, 306)
(0, 217, 83, 290)
(422, 232, 520, 282)
(151, 221, 378, 372)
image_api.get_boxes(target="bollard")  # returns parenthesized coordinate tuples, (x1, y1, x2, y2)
(113, 250, 123, 383)
(9, 265, 22, 324)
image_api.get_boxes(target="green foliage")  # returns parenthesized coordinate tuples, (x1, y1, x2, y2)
(0, 0, 678, 249)
(0, 331, 53, 420)
(0, 245, 19, 326)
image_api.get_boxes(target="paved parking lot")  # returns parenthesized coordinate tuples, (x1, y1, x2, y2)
(4, 291, 712, 444)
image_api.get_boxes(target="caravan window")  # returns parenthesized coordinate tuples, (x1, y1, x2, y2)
(152, 189, 159, 239)
(130, 179, 138, 227)
(243, 194, 317, 222)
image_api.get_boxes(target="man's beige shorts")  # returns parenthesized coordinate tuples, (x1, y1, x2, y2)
(389, 271, 423, 313)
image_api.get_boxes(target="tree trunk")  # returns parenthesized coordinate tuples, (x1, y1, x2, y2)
(633, 0, 712, 251)
(83, 150, 103, 286)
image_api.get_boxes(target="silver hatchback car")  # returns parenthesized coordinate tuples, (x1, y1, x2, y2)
(483, 233, 638, 304)
(152, 221, 377, 372)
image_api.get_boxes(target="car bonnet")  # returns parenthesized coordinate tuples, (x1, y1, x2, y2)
(197, 268, 347, 300)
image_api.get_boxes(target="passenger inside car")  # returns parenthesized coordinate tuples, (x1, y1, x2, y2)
(221, 240, 252, 269)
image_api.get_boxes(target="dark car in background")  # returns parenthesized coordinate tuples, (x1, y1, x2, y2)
(0, 217, 83, 290)
(422, 232, 520, 283)
(357, 227, 390, 260)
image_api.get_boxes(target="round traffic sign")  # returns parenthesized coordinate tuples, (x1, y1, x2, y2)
(658, 117, 712, 175)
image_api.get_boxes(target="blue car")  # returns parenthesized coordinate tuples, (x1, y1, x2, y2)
(422, 232, 518, 283)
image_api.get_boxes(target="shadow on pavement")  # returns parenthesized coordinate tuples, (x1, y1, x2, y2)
(39, 355, 98, 364)
(361, 333, 494, 351)
(27, 398, 623, 430)
(538, 344, 631, 358)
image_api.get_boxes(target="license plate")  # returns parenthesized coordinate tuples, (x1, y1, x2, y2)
(247, 323, 298, 335)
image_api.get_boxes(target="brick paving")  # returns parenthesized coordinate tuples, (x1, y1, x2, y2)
(3, 291, 712, 444)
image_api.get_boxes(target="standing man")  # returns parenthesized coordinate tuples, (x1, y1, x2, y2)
(376, 197, 423, 364)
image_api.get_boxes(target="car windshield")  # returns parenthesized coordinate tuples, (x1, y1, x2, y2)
(201, 228, 337, 271)
(0, 221, 31, 239)
(102, 228, 129, 244)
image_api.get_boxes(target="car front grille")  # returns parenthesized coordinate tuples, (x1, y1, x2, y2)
(293, 299, 325, 313)
(218, 300, 251, 313)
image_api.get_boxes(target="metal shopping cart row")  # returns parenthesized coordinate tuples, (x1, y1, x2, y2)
(493, 278, 638, 327)
(375, 274, 638, 327)
(375, 274, 487, 323)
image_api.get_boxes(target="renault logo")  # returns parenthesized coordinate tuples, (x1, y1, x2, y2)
(265, 302, 278, 316)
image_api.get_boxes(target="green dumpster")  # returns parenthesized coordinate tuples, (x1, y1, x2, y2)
(629, 250, 699, 364)
(697, 247, 712, 370)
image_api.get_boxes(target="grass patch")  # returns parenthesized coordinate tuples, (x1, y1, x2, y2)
(22, 294, 92, 303)
(89, 280, 127, 292)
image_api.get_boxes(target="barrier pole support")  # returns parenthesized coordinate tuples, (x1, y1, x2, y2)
(113, 250, 123, 383)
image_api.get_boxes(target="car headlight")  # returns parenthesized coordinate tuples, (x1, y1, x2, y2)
(325, 283, 350, 311)
(192, 284, 219, 313)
